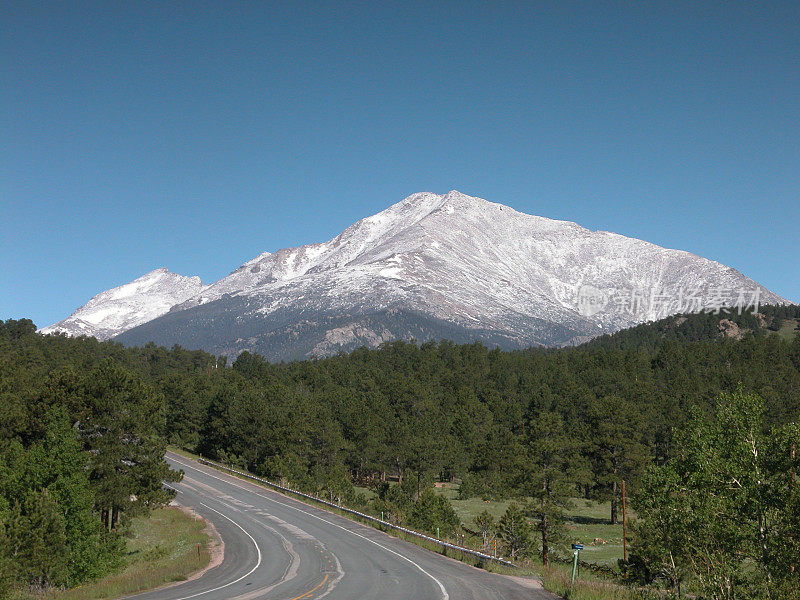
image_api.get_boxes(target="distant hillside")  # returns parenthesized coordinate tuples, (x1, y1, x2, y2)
(581, 304, 800, 352)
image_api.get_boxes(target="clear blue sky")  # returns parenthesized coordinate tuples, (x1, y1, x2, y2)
(2, 1, 798, 328)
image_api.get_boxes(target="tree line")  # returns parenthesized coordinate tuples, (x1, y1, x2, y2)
(0, 304, 798, 597)
(0, 321, 180, 594)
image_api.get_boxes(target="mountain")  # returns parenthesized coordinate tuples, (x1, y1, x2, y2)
(39, 268, 205, 340)
(43, 191, 790, 360)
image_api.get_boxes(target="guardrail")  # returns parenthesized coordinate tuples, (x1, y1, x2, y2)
(195, 456, 517, 568)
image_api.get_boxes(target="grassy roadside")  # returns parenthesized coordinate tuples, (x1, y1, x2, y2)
(536, 562, 659, 600)
(30, 506, 211, 600)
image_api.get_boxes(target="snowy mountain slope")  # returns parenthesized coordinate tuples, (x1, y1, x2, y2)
(40, 268, 205, 340)
(111, 191, 789, 360)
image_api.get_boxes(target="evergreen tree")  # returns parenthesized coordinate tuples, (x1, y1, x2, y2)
(407, 490, 460, 535)
(3, 489, 69, 589)
(77, 361, 181, 528)
(522, 411, 583, 565)
(587, 395, 650, 524)
(497, 503, 532, 560)
(474, 510, 495, 551)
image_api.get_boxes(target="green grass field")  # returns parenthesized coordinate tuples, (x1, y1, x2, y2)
(432, 482, 652, 597)
(357, 479, 628, 566)
(563, 499, 628, 567)
(432, 483, 628, 567)
(41, 506, 212, 600)
(776, 318, 800, 341)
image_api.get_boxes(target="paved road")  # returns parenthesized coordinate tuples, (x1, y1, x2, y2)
(131, 452, 557, 600)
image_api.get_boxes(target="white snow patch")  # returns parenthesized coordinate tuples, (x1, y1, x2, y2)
(80, 306, 126, 325)
(379, 266, 404, 279)
(302, 243, 328, 261)
(41, 269, 205, 340)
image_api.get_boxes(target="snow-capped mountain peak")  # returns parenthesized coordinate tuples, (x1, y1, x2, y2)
(44, 191, 791, 361)
(40, 268, 205, 340)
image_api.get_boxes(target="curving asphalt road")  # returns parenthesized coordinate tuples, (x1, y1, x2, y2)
(130, 452, 558, 600)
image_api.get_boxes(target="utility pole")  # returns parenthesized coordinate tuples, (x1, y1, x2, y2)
(622, 479, 628, 562)
(789, 444, 796, 573)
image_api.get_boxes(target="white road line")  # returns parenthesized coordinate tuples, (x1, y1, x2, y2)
(224, 516, 302, 600)
(170, 502, 262, 600)
(170, 455, 449, 600)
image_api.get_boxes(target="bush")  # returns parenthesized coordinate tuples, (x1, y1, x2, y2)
(407, 490, 460, 535)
